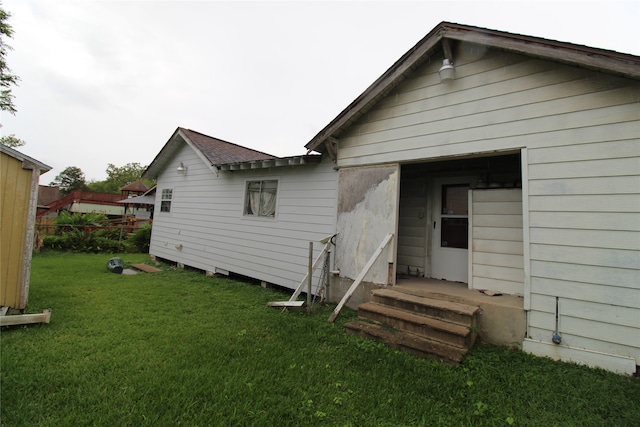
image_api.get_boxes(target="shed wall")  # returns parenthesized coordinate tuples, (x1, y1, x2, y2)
(149, 143, 338, 291)
(1, 153, 31, 308)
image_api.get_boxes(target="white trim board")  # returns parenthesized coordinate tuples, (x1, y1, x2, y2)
(523, 338, 637, 375)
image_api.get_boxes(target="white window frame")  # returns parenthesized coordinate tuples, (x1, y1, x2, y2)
(243, 179, 278, 218)
(160, 188, 173, 213)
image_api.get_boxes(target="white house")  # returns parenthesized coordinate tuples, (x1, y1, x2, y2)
(143, 128, 338, 290)
(144, 23, 639, 374)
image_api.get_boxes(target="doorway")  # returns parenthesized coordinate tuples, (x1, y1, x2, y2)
(431, 177, 473, 282)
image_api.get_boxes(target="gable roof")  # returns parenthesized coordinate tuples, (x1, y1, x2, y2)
(1, 144, 52, 173)
(143, 127, 277, 178)
(305, 21, 640, 153)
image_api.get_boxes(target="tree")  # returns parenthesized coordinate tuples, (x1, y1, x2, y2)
(0, 133, 25, 147)
(50, 166, 89, 195)
(87, 162, 153, 194)
(0, 6, 19, 114)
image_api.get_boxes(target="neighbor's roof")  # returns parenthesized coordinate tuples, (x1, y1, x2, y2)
(120, 180, 149, 193)
(305, 21, 640, 153)
(143, 127, 277, 178)
(1, 144, 52, 173)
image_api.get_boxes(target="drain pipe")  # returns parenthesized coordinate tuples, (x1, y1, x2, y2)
(552, 296, 562, 344)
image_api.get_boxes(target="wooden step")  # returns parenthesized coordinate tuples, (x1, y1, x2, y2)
(371, 288, 479, 326)
(345, 320, 468, 363)
(357, 302, 476, 349)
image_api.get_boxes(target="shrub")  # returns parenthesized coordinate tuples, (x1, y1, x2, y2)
(129, 224, 152, 253)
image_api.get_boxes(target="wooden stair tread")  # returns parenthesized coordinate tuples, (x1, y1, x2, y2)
(372, 288, 479, 316)
(359, 302, 472, 337)
(345, 320, 468, 363)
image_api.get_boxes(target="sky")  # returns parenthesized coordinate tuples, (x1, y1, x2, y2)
(2, 0, 639, 182)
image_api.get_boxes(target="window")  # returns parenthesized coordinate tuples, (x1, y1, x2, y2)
(440, 184, 468, 249)
(160, 188, 172, 213)
(244, 180, 277, 217)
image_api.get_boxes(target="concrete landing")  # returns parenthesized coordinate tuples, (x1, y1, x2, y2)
(393, 277, 526, 347)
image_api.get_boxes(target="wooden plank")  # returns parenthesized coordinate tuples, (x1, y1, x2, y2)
(472, 239, 524, 255)
(529, 175, 640, 196)
(267, 301, 305, 308)
(328, 233, 393, 323)
(0, 309, 51, 326)
(529, 211, 640, 232)
(530, 244, 639, 270)
(288, 241, 330, 301)
(473, 251, 524, 269)
(528, 139, 640, 164)
(531, 278, 640, 308)
(131, 264, 163, 273)
(472, 227, 523, 242)
(530, 228, 639, 250)
(473, 201, 523, 214)
(529, 157, 639, 180)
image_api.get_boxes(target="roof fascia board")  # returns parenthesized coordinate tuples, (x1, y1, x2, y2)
(442, 26, 640, 79)
(0, 144, 52, 172)
(305, 22, 640, 152)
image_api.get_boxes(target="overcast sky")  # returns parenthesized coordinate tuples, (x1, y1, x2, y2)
(2, 0, 639, 182)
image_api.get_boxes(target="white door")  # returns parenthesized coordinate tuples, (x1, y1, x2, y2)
(430, 177, 472, 283)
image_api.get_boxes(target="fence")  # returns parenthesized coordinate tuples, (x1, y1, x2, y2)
(36, 216, 152, 236)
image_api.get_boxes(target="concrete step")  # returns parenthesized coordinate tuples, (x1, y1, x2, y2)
(345, 320, 468, 363)
(371, 288, 479, 326)
(358, 302, 476, 349)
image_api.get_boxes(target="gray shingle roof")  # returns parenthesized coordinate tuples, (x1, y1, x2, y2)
(179, 128, 276, 166)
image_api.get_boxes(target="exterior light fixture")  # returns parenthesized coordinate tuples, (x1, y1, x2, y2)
(439, 59, 455, 82)
(177, 162, 187, 175)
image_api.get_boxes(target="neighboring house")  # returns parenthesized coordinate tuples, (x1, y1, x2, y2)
(117, 186, 156, 220)
(144, 23, 640, 374)
(37, 190, 126, 218)
(1, 145, 51, 311)
(37, 185, 62, 216)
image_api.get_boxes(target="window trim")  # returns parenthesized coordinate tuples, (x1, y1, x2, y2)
(160, 188, 173, 213)
(243, 179, 279, 219)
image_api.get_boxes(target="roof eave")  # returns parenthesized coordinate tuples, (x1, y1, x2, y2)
(304, 21, 640, 153)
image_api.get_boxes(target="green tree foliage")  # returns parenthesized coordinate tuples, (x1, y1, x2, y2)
(87, 162, 154, 194)
(0, 133, 25, 147)
(50, 166, 89, 195)
(0, 6, 19, 114)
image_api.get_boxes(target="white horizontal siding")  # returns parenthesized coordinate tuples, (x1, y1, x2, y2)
(470, 189, 524, 295)
(150, 143, 338, 291)
(397, 176, 426, 275)
(335, 45, 640, 369)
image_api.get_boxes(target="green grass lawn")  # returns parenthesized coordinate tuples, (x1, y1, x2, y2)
(2, 252, 639, 426)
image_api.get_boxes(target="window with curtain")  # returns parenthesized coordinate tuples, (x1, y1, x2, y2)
(160, 188, 172, 213)
(244, 180, 277, 217)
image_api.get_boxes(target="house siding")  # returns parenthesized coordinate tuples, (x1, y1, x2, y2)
(149, 143, 338, 292)
(470, 188, 524, 295)
(333, 46, 640, 371)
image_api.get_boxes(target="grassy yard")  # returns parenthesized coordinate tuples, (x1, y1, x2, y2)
(1, 253, 639, 426)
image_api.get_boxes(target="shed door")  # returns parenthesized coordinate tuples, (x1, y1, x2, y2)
(431, 178, 471, 283)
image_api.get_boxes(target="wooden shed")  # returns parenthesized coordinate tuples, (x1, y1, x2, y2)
(1, 144, 51, 311)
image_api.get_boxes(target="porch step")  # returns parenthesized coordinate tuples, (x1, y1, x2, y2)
(345, 289, 480, 362)
(345, 320, 468, 363)
(371, 289, 479, 326)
